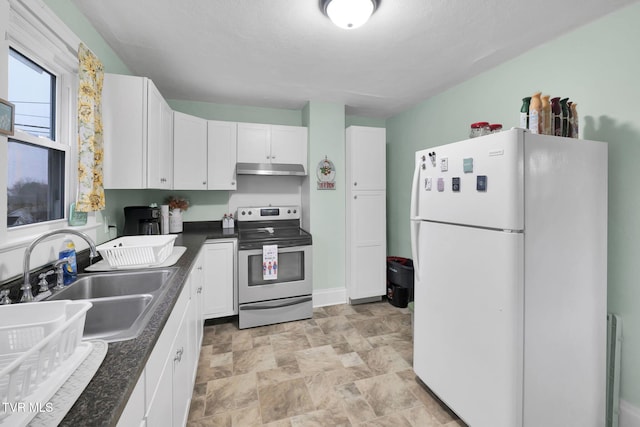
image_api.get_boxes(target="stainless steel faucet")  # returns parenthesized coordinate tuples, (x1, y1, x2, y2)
(23, 229, 98, 293)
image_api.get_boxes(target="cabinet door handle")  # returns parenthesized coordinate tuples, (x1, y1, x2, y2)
(197, 286, 203, 294)
(353, 182, 357, 186)
(354, 195, 357, 199)
(202, 181, 206, 185)
(175, 347, 184, 363)
(231, 181, 235, 186)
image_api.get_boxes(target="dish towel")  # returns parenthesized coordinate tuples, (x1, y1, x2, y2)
(263, 245, 278, 280)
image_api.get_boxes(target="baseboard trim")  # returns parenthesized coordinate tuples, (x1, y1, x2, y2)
(313, 287, 347, 308)
(621, 399, 640, 427)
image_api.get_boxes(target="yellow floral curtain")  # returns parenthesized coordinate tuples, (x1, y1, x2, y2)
(76, 43, 105, 212)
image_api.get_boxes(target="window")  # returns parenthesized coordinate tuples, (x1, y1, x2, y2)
(6, 48, 66, 228)
(8, 49, 56, 139)
(7, 139, 65, 227)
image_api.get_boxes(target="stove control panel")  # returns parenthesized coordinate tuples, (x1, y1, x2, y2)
(237, 206, 301, 221)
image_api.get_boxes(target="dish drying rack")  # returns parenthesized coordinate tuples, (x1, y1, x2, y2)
(96, 235, 177, 268)
(0, 300, 92, 424)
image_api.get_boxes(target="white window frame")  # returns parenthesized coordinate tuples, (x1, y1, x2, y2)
(0, 0, 98, 259)
(6, 50, 71, 234)
(0, 0, 79, 246)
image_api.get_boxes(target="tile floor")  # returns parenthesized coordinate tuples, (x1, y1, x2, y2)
(187, 301, 466, 427)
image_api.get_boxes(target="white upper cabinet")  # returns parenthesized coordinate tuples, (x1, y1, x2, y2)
(173, 114, 237, 190)
(346, 126, 386, 191)
(147, 81, 173, 189)
(103, 74, 173, 189)
(237, 123, 307, 173)
(173, 111, 208, 190)
(271, 125, 308, 168)
(236, 123, 271, 164)
(207, 120, 237, 190)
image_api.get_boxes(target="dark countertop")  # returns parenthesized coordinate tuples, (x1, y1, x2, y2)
(60, 222, 237, 426)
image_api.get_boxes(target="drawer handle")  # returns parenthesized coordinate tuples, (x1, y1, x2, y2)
(175, 347, 184, 363)
(240, 297, 312, 311)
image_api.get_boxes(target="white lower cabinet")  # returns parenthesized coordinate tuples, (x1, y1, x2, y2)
(347, 190, 387, 300)
(118, 254, 204, 427)
(116, 373, 145, 427)
(171, 306, 192, 426)
(202, 240, 237, 319)
(189, 251, 205, 382)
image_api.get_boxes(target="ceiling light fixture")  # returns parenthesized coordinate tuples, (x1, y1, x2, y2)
(323, 0, 378, 30)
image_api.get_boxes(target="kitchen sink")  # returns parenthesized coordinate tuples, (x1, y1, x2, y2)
(47, 268, 177, 342)
(49, 269, 175, 299)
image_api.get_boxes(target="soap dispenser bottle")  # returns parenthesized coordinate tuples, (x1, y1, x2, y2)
(59, 239, 77, 285)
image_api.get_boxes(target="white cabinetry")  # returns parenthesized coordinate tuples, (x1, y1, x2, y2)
(173, 115, 237, 190)
(170, 307, 191, 427)
(119, 256, 204, 426)
(103, 73, 173, 189)
(203, 240, 237, 319)
(189, 251, 204, 382)
(237, 123, 307, 173)
(346, 126, 387, 301)
(207, 120, 237, 190)
(173, 111, 208, 190)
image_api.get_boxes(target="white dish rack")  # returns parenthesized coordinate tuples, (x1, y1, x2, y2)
(96, 235, 177, 268)
(0, 300, 92, 424)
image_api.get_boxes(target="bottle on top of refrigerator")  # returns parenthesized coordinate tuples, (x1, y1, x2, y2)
(489, 124, 503, 134)
(570, 103, 579, 138)
(541, 95, 551, 135)
(59, 239, 77, 285)
(528, 92, 542, 134)
(551, 97, 562, 136)
(520, 97, 531, 129)
(560, 98, 570, 137)
(469, 122, 490, 138)
(567, 101, 574, 138)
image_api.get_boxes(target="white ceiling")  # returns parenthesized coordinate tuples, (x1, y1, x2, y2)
(72, 0, 636, 118)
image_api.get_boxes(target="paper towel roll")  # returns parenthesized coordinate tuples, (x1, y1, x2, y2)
(161, 205, 170, 235)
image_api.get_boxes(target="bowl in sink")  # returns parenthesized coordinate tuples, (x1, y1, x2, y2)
(47, 268, 177, 342)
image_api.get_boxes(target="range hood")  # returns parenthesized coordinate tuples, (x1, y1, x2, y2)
(236, 163, 307, 176)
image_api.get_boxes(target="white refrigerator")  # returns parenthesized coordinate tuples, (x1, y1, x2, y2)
(410, 128, 607, 427)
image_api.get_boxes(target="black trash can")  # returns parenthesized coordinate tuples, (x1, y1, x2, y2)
(386, 257, 414, 308)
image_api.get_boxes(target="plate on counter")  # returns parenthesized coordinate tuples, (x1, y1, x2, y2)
(85, 246, 186, 272)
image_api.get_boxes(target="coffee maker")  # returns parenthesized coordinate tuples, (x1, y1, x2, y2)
(123, 206, 161, 235)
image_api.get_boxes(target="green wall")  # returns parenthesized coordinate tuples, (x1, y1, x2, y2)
(303, 102, 347, 291)
(386, 2, 640, 407)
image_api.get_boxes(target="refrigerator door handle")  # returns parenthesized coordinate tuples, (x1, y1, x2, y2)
(410, 158, 421, 220)
(410, 219, 420, 281)
(410, 159, 421, 280)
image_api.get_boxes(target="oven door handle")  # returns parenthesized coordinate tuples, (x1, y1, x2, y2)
(239, 245, 312, 254)
(240, 297, 312, 310)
